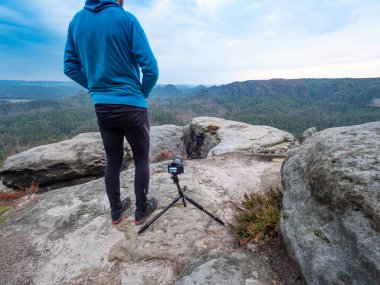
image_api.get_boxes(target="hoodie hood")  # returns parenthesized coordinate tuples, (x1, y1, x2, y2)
(84, 0, 121, 12)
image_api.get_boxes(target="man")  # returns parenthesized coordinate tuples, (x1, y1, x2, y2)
(64, 0, 159, 225)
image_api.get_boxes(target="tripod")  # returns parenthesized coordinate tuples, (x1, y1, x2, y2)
(138, 173, 225, 234)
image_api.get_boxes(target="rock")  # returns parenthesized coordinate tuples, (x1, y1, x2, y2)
(281, 121, 380, 285)
(184, 117, 296, 159)
(300, 127, 317, 143)
(0, 133, 110, 189)
(0, 125, 185, 189)
(150, 125, 187, 162)
(0, 152, 280, 284)
(174, 249, 273, 285)
(190, 152, 284, 209)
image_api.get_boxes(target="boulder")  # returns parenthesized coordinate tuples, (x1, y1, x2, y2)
(281, 121, 380, 285)
(0, 125, 185, 189)
(0, 133, 109, 189)
(300, 127, 317, 143)
(184, 117, 296, 159)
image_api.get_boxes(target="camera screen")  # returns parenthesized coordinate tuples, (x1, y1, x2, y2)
(168, 166, 178, 173)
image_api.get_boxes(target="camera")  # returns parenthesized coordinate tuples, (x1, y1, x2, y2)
(168, 155, 184, 174)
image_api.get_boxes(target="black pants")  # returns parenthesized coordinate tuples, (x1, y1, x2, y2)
(95, 104, 150, 212)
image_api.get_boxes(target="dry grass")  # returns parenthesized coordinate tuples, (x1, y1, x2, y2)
(230, 186, 283, 245)
(0, 182, 39, 222)
(0, 182, 39, 202)
(151, 149, 174, 163)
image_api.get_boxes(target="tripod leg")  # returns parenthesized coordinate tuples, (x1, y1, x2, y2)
(184, 196, 225, 226)
(138, 195, 181, 235)
(174, 180, 187, 207)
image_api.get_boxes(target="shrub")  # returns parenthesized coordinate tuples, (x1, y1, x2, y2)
(230, 186, 283, 244)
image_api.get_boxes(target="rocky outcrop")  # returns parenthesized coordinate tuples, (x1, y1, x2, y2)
(0, 152, 282, 284)
(0, 133, 109, 189)
(0, 125, 185, 189)
(184, 117, 297, 159)
(281, 121, 380, 285)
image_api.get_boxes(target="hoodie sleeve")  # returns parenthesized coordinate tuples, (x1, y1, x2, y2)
(131, 16, 159, 98)
(64, 25, 89, 89)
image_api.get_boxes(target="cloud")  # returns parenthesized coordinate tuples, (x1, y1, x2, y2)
(0, 1, 86, 79)
(22, 1, 83, 34)
(130, 0, 380, 83)
(1, 0, 380, 83)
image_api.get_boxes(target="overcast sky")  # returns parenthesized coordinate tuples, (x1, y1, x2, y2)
(1, 0, 380, 84)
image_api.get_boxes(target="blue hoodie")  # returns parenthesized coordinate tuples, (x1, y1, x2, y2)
(64, 0, 159, 108)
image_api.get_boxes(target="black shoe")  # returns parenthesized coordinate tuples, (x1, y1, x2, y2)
(134, 198, 158, 225)
(111, 197, 132, 225)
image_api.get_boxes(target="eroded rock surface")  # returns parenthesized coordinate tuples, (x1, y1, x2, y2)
(281, 121, 380, 285)
(184, 117, 297, 159)
(0, 152, 283, 284)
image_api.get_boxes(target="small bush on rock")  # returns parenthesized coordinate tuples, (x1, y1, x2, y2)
(231, 186, 283, 244)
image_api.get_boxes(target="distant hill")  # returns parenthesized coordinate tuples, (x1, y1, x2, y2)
(202, 78, 380, 105)
(151, 78, 380, 104)
(0, 81, 83, 100)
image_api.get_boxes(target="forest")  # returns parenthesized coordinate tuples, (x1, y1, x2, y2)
(0, 78, 380, 164)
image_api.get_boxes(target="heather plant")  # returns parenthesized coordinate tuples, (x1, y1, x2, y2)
(231, 186, 283, 244)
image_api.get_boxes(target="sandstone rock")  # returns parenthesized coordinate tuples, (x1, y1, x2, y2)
(281, 121, 380, 285)
(0, 125, 185, 189)
(150, 125, 187, 162)
(174, 249, 273, 285)
(190, 152, 284, 209)
(300, 127, 317, 143)
(0, 153, 280, 284)
(0, 133, 109, 189)
(184, 117, 296, 159)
